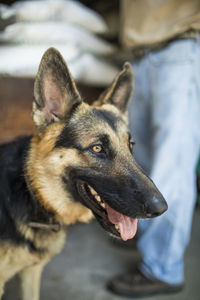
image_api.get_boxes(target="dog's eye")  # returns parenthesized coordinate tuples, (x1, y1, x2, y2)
(92, 145, 103, 153)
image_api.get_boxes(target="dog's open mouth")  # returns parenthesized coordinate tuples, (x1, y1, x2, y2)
(77, 181, 138, 241)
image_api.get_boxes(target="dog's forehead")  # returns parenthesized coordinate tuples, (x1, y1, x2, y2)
(55, 104, 129, 149)
(75, 103, 127, 127)
(71, 105, 128, 137)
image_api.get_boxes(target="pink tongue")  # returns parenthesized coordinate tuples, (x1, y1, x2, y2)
(105, 204, 138, 241)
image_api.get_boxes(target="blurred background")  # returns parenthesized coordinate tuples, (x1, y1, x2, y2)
(0, 0, 200, 299)
(0, 0, 122, 143)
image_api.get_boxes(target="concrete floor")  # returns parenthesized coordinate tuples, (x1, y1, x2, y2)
(4, 210, 200, 300)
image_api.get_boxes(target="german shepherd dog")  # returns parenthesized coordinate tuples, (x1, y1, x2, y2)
(0, 48, 167, 299)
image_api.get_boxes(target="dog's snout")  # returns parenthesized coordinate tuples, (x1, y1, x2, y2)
(144, 195, 168, 218)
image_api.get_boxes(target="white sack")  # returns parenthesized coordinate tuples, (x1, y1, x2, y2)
(2, 0, 107, 34)
(0, 45, 119, 86)
(0, 22, 115, 55)
(0, 45, 82, 79)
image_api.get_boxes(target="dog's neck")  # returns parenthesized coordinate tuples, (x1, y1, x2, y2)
(11, 136, 63, 232)
(24, 169, 63, 232)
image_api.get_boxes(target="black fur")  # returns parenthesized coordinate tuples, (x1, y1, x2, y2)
(55, 125, 79, 149)
(0, 137, 54, 252)
(92, 109, 119, 132)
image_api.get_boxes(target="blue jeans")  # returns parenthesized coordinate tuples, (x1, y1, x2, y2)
(129, 39, 200, 284)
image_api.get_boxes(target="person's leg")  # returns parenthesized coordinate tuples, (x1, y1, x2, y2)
(138, 39, 200, 285)
(108, 39, 200, 296)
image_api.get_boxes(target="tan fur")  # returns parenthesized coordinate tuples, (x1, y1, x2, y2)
(17, 263, 45, 300)
(26, 119, 93, 225)
(0, 228, 65, 299)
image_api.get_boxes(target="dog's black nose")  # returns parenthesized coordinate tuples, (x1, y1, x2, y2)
(144, 195, 168, 218)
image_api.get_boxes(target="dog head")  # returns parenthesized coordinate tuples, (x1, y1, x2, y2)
(28, 48, 167, 240)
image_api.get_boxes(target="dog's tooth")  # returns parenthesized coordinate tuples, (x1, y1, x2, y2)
(115, 224, 119, 231)
(100, 202, 105, 209)
(88, 185, 96, 196)
(87, 185, 105, 206)
(91, 189, 96, 196)
(96, 195, 101, 202)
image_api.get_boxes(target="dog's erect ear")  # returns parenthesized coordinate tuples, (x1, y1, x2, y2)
(33, 47, 81, 129)
(96, 62, 134, 114)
